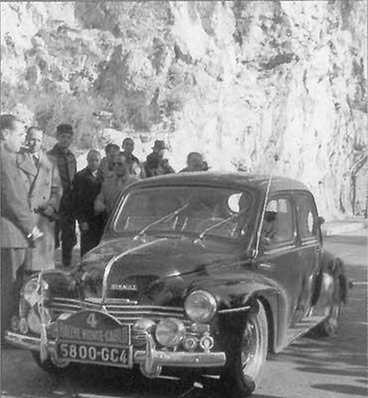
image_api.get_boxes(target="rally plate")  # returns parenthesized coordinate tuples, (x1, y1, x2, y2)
(56, 310, 132, 368)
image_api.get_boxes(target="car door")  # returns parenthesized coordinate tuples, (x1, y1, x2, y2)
(257, 194, 303, 328)
(294, 191, 321, 320)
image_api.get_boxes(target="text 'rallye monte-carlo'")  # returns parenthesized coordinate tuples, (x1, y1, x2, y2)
(6, 172, 348, 397)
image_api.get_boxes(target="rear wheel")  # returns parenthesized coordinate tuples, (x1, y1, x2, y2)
(318, 276, 342, 337)
(220, 300, 268, 397)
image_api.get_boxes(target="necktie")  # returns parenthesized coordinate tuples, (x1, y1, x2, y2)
(33, 154, 39, 167)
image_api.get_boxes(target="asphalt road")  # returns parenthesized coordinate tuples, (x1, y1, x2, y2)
(1, 230, 367, 398)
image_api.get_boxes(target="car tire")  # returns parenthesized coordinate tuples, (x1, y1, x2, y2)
(220, 300, 268, 397)
(32, 351, 79, 375)
(318, 274, 342, 337)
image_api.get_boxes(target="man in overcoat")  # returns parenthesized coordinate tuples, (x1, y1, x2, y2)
(73, 150, 104, 257)
(47, 124, 77, 267)
(0, 115, 42, 341)
(18, 126, 62, 272)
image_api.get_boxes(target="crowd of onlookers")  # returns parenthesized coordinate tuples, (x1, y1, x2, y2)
(51, 126, 210, 265)
(0, 114, 209, 342)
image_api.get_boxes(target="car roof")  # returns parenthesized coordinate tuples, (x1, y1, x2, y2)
(130, 172, 310, 193)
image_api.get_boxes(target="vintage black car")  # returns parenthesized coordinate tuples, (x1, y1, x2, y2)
(6, 173, 348, 397)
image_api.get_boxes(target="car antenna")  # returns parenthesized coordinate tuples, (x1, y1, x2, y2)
(253, 154, 279, 258)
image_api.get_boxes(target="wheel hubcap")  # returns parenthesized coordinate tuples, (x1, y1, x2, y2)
(241, 320, 258, 373)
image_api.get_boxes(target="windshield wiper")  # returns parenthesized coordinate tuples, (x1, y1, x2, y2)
(194, 208, 249, 246)
(133, 203, 190, 241)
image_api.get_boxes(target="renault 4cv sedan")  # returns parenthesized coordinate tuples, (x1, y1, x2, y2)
(6, 173, 348, 397)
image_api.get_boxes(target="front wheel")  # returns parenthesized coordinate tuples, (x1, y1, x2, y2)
(220, 300, 268, 397)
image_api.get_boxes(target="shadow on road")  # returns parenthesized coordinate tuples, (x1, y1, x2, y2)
(266, 257, 368, 397)
(311, 383, 367, 396)
(4, 365, 286, 398)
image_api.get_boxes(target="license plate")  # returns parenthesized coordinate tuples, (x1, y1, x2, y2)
(56, 310, 133, 368)
(57, 342, 133, 368)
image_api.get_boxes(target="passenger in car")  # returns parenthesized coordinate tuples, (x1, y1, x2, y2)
(262, 211, 278, 243)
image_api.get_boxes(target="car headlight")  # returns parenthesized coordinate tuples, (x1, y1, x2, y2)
(184, 290, 217, 323)
(27, 306, 52, 334)
(155, 318, 186, 347)
(23, 277, 49, 306)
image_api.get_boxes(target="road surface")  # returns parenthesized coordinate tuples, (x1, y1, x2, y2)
(1, 230, 367, 398)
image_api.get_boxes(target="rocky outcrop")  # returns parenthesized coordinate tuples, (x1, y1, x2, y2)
(1, 1, 367, 219)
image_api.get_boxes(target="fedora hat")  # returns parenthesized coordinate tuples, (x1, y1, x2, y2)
(152, 140, 167, 150)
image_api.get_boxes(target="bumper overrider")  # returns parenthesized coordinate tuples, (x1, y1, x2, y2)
(5, 330, 226, 377)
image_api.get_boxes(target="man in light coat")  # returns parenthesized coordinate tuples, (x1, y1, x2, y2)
(18, 126, 62, 272)
(99, 143, 120, 180)
(94, 152, 138, 217)
(0, 115, 42, 342)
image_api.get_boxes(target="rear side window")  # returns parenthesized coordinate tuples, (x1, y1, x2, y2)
(296, 194, 317, 239)
(262, 198, 294, 247)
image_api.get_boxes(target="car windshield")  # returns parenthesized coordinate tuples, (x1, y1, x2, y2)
(113, 186, 255, 241)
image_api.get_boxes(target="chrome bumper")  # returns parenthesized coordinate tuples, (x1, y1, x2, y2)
(5, 331, 226, 376)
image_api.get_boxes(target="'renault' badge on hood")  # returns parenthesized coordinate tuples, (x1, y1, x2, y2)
(110, 282, 138, 292)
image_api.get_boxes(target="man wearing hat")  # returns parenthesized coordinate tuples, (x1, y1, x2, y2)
(47, 124, 77, 267)
(144, 140, 175, 178)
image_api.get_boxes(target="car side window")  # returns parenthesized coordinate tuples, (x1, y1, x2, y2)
(262, 198, 294, 247)
(296, 194, 317, 240)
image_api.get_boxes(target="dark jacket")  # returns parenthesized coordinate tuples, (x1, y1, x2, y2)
(144, 153, 175, 178)
(47, 144, 77, 212)
(123, 152, 140, 173)
(73, 167, 103, 223)
(1, 146, 36, 248)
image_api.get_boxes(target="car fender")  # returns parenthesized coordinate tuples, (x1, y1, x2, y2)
(317, 250, 348, 304)
(193, 275, 287, 353)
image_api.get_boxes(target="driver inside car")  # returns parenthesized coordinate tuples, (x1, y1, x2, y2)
(262, 211, 278, 244)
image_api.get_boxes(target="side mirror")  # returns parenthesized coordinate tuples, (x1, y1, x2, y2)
(317, 216, 325, 226)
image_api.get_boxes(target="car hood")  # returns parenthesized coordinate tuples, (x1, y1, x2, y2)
(78, 235, 249, 306)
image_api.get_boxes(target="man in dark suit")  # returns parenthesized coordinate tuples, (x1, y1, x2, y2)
(0, 114, 42, 342)
(73, 150, 104, 257)
(122, 137, 141, 176)
(180, 152, 206, 173)
(47, 124, 77, 267)
(144, 140, 175, 177)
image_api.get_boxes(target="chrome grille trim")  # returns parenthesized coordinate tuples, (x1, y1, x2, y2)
(51, 298, 183, 311)
(49, 297, 185, 323)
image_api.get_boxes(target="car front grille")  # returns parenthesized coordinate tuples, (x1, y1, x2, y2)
(48, 297, 188, 347)
(46, 297, 212, 351)
(49, 297, 186, 323)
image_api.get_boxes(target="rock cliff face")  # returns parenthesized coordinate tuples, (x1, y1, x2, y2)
(1, 1, 367, 219)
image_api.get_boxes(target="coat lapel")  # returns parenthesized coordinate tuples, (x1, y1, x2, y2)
(17, 152, 37, 179)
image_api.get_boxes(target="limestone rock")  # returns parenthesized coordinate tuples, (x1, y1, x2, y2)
(1, 1, 367, 219)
